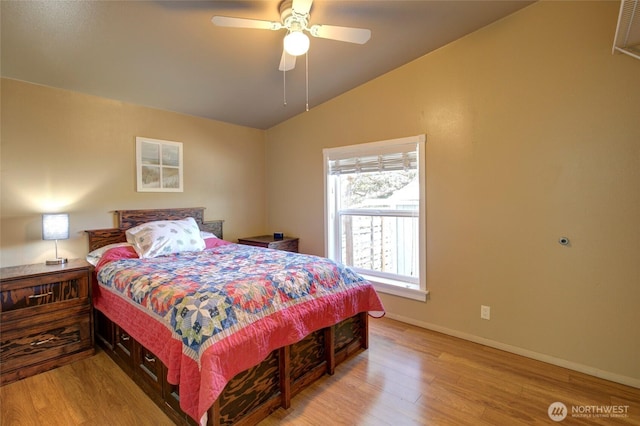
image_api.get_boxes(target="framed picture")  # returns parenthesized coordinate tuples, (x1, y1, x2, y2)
(136, 137, 183, 192)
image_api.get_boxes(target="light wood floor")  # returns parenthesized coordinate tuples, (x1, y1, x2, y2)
(2, 317, 639, 425)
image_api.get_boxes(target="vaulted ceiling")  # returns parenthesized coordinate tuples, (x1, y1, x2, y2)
(1, 1, 533, 129)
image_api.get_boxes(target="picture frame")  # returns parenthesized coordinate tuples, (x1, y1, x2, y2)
(136, 137, 183, 192)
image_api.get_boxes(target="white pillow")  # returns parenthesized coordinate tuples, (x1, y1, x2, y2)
(200, 231, 218, 239)
(86, 242, 133, 266)
(126, 217, 205, 258)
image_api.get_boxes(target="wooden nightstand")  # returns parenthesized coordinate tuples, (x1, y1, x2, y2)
(0, 259, 94, 385)
(237, 235, 299, 253)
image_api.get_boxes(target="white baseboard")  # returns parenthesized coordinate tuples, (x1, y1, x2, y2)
(383, 312, 640, 390)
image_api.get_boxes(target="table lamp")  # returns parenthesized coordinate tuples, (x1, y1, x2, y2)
(42, 213, 69, 265)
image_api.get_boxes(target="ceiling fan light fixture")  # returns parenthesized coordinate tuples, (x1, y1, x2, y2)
(284, 31, 309, 56)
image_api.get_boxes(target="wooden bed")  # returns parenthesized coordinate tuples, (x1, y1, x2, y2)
(86, 208, 375, 426)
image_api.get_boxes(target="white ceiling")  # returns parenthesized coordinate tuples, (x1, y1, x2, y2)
(1, 1, 533, 129)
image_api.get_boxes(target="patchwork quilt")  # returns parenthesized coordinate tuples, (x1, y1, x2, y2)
(93, 241, 384, 422)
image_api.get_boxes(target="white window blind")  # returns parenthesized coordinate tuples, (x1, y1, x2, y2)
(328, 150, 418, 175)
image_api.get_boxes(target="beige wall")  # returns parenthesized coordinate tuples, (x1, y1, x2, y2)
(1, 79, 266, 266)
(265, 2, 640, 384)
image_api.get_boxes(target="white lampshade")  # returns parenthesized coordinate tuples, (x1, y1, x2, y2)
(42, 213, 69, 241)
(284, 31, 310, 56)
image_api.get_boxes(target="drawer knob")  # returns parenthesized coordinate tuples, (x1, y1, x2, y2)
(144, 354, 156, 363)
(120, 334, 130, 341)
(28, 292, 54, 299)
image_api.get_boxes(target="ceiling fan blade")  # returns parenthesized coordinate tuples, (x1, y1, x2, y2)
(211, 16, 282, 30)
(292, 0, 313, 15)
(309, 24, 371, 44)
(279, 50, 297, 71)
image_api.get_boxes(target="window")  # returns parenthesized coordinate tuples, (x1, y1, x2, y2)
(324, 135, 427, 301)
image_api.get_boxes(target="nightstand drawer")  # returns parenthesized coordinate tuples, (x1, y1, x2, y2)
(1, 269, 89, 315)
(0, 308, 92, 377)
(266, 239, 299, 252)
(237, 235, 299, 253)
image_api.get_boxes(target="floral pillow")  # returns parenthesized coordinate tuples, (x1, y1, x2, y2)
(125, 217, 205, 258)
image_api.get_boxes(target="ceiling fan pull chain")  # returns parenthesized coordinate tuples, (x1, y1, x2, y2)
(283, 59, 287, 106)
(305, 51, 309, 112)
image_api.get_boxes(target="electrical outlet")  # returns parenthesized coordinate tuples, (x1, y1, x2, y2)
(481, 305, 491, 320)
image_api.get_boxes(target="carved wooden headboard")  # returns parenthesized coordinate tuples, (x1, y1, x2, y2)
(85, 207, 224, 252)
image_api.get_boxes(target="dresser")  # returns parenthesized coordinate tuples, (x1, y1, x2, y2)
(237, 235, 299, 253)
(0, 259, 94, 385)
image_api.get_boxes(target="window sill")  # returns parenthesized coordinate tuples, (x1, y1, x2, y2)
(361, 274, 429, 302)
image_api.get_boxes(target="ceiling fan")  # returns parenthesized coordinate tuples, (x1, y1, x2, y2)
(211, 0, 371, 72)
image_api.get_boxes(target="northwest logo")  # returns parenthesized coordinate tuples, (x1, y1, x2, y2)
(548, 402, 568, 422)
